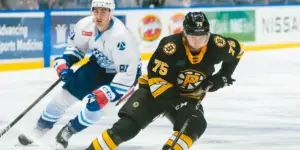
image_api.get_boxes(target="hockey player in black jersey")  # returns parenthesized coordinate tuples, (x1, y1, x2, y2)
(86, 11, 244, 150)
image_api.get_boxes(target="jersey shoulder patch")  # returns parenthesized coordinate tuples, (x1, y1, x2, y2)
(163, 42, 176, 55)
(213, 35, 227, 48)
(161, 33, 183, 55)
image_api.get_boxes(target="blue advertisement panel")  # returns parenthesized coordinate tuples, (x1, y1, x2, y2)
(0, 16, 44, 59)
(51, 15, 126, 56)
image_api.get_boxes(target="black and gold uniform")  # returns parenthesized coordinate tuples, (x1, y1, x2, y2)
(86, 11, 244, 150)
(141, 32, 243, 101)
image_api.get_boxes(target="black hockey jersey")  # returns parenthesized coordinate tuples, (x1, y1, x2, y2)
(139, 32, 244, 104)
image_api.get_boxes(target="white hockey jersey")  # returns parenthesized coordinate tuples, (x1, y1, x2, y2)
(64, 16, 140, 94)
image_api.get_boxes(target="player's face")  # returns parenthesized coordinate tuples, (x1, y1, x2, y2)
(185, 34, 208, 51)
(93, 7, 111, 30)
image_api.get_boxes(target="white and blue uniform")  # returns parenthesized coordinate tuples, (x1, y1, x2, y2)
(38, 16, 141, 132)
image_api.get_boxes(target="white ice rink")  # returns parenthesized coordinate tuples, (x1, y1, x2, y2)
(0, 48, 300, 150)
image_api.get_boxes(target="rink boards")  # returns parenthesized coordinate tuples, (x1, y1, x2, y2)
(1, 5, 300, 71)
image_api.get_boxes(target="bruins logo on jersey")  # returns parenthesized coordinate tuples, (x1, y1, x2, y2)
(214, 36, 226, 48)
(132, 102, 139, 108)
(176, 69, 206, 91)
(163, 42, 176, 55)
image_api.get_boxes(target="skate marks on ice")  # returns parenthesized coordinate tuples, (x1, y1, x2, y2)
(1, 49, 300, 150)
(53, 145, 160, 150)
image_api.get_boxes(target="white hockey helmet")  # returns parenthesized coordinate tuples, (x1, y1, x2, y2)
(91, 0, 115, 12)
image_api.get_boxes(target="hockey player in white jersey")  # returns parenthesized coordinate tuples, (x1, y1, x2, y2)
(18, 0, 141, 148)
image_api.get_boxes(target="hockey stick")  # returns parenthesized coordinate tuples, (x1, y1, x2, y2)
(115, 85, 136, 106)
(170, 85, 212, 150)
(0, 78, 62, 138)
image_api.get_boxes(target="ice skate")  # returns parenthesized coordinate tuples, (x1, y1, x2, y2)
(52, 123, 76, 149)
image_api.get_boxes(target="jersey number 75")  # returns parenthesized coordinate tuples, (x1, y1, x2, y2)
(152, 59, 169, 76)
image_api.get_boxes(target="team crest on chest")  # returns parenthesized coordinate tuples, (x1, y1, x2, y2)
(177, 69, 206, 91)
(214, 36, 226, 48)
(117, 41, 126, 51)
(163, 42, 176, 55)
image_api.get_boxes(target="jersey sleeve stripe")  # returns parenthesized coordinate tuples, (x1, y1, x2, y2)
(148, 78, 174, 98)
(111, 82, 132, 88)
(138, 74, 149, 85)
(236, 51, 244, 59)
(110, 85, 128, 94)
(64, 49, 85, 60)
(237, 42, 244, 59)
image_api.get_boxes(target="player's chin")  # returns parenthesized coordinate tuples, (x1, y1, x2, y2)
(95, 21, 102, 26)
(190, 45, 204, 51)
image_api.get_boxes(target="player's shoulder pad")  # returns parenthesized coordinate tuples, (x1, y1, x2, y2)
(210, 33, 228, 49)
(109, 17, 139, 52)
(211, 34, 242, 50)
(157, 33, 182, 56)
(75, 16, 95, 30)
(110, 17, 131, 39)
(211, 33, 243, 59)
(226, 37, 244, 59)
(225, 37, 241, 47)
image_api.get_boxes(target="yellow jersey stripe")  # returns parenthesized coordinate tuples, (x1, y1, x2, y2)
(148, 78, 173, 98)
(237, 42, 245, 59)
(148, 77, 167, 86)
(237, 51, 244, 59)
(151, 83, 173, 98)
(138, 78, 148, 85)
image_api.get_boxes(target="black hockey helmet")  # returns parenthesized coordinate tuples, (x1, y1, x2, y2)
(183, 12, 210, 36)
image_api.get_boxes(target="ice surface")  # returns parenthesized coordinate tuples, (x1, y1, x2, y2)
(0, 48, 300, 150)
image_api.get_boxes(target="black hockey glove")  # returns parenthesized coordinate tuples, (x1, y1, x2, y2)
(172, 98, 202, 120)
(201, 73, 235, 92)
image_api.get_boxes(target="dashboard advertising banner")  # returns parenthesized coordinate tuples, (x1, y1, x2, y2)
(0, 13, 44, 60)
